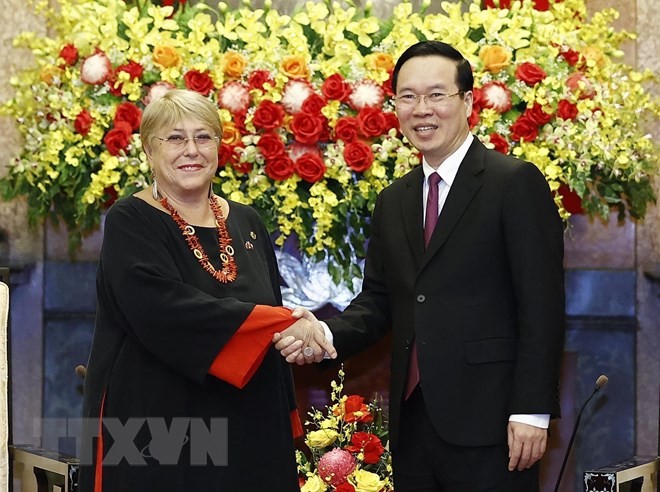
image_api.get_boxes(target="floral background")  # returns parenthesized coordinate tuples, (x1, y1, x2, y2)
(0, 0, 658, 286)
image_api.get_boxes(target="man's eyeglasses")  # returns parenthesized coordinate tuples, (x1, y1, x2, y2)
(154, 134, 220, 150)
(394, 91, 464, 109)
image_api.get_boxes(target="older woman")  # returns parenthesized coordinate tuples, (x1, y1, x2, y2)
(80, 89, 334, 491)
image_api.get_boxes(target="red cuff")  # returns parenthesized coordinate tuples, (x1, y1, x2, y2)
(209, 305, 294, 388)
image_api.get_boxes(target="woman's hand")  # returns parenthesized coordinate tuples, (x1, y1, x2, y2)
(273, 308, 337, 364)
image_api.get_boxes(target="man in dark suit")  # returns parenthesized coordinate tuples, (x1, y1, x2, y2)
(276, 40, 565, 491)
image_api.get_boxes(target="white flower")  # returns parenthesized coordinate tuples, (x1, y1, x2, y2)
(217, 81, 250, 114)
(281, 80, 313, 114)
(80, 52, 112, 85)
(143, 81, 175, 105)
(349, 80, 384, 110)
(481, 81, 512, 113)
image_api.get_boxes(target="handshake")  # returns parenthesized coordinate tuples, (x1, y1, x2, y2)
(272, 307, 337, 365)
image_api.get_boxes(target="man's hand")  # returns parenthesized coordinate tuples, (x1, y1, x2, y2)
(272, 308, 337, 364)
(507, 421, 547, 471)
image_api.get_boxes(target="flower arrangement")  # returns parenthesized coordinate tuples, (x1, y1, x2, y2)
(297, 368, 392, 492)
(0, 0, 658, 287)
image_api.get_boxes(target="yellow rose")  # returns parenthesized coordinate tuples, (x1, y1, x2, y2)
(223, 51, 247, 78)
(479, 45, 511, 74)
(153, 46, 181, 69)
(221, 121, 242, 146)
(365, 52, 394, 72)
(350, 469, 384, 492)
(305, 429, 339, 449)
(280, 54, 310, 79)
(300, 475, 328, 492)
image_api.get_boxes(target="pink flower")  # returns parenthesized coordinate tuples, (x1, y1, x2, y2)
(480, 81, 512, 113)
(348, 80, 384, 110)
(217, 81, 251, 114)
(80, 51, 111, 85)
(317, 449, 356, 487)
(566, 72, 595, 99)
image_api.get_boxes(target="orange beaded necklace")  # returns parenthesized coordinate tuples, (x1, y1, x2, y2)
(160, 195, 238, 283)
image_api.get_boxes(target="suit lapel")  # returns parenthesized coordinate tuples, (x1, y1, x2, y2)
(420, 139, 486, 271)
(400, 166, 425, 269)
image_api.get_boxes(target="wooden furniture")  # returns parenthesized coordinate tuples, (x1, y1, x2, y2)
(584, 456, 659, 492)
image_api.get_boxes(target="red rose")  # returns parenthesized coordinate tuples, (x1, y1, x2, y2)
(59, 44, 78, 66)
(291, 112, 326, 145)
(383, 112, 400, 133)
(484, 0, 512, 7)
(321, 73, 351, 102)
(104, 121, 133, 156)
(560, 48, 581, 66)
(74, 109, 93, 136)
(557, 99, 579, 120)
(345, 432, 385, 465)
(524, 103, 553, 125)
(295, 153, 326, 183)
(183, 69, 214, 96)
(489, 133, 509, 154)
(247, 69, 273, 91)
(515, 62, 547, 85)
(471, 87, 483, 111)
(301, 93, 327, 115)
(468, 108, 480, 129)
(257, 132, 286, 160)
(335, 483, 356, 492)
(252, 100, 285, 131)
(232, 160, 252, 174)
(344, 140, 374, 173)
(265, 155, 295, 181)
(357, 107, 387, 139)
(334, 117, 359, 143)
(382, 70, 394, 97)
(557, 183, 584, 214)
(218, 143, 242, 168)
(107, 71, 124, 97)
(114, 102, 142, 131)
(510, 116, 539, 142)
(484, 0, 555, 9)
(102, 186, 118, 209)
(116, 61, 144, 81)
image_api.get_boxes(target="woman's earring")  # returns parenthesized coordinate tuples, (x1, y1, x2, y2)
(208, 182, 214, 199)
(152, 179, 159, 200)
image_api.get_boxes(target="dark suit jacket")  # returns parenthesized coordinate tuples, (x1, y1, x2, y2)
(326, 137, 565, 449)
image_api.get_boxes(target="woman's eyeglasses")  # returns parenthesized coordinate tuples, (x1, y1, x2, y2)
(153, 135, 220, 150)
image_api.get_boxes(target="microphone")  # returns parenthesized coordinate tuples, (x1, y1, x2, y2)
(75, 365, 87, 379)
(554, 374, 608, 492)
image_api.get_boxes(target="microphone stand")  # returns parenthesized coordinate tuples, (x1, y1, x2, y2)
(553, 375, 608, 492)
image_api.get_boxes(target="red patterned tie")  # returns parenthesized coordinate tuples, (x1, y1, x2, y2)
(405, 172, 441, 400)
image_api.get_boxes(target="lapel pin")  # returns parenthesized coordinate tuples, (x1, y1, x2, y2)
(245, 241, 254, 250)
(250, 231, 257, 239)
